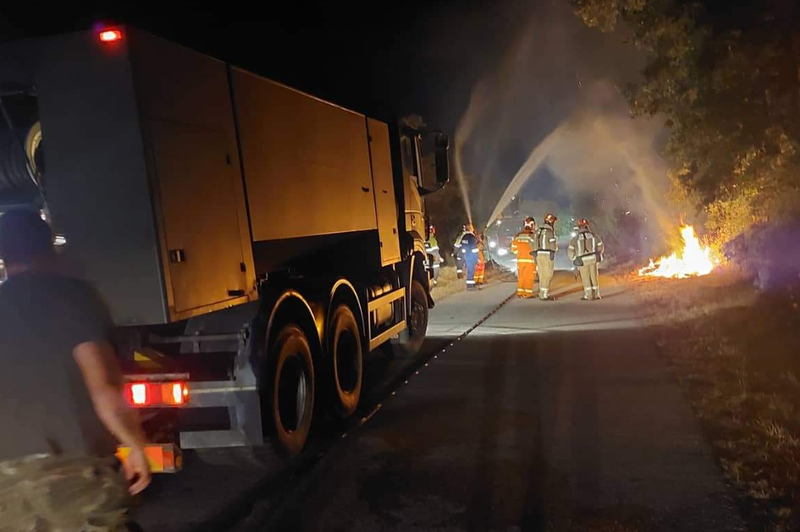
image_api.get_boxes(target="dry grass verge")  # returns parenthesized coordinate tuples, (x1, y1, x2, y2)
(633, 268, 800, 531)
(432, 264, 512, 301)
(430, 266, 465, 300)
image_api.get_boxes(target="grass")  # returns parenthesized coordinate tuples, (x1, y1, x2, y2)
(431, 263, 512, 301)
(430, 266, 465, 300)
(633, 267, 800, 532)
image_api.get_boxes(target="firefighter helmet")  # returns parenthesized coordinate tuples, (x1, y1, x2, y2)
(544, 213, 557, 225)
(577, 218, 589, 228)
(523, 217, 535, 230)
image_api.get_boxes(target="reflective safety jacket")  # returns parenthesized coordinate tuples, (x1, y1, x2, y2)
(536, 224, 558, 252)
(453, 231, 467, 250)
(459, 232, 479, 256)
(568, 229, 604, 262)
(426, 235, 443, 265)
(511, 230, 536, 264)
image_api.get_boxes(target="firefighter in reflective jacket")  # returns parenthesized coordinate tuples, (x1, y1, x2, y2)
(536, 213, 558, 300)
(426, 224, 443, 285)
(474, 231, 486, 287)
(459, 224, 480, 290)
(453, 223, 469, 278)
(511, 217, 536, 298)
(568, 218, 605, 300)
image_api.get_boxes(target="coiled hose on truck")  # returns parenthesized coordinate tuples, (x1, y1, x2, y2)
(0, 122, 41, 196)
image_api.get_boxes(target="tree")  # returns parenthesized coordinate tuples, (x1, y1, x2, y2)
(572, 0, 800, 245)
(424, 172, 476, 262)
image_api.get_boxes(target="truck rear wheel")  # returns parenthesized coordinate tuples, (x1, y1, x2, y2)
(267, 325, 315, 456)
(391, 279, 428, 357)
(328, 305, 363, 419)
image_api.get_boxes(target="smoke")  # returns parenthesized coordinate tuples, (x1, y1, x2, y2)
(485, 122, 566, 226)
(452, 0, 676, 253)
(453, 14, 540, 226)
(542, 82, 672, 243)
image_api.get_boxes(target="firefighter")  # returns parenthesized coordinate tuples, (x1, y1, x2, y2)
(568, 218, 605, 300)
(474, 231, 486, 287)
(510, 217, 536, 298)
(459, 223, 480, 291)
(453, 223, 469, 279)
(426, 225, 443, 285)
(536, 213, 558, 300)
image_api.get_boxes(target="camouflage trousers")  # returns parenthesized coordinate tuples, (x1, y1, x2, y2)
(0, 454, 131, 532)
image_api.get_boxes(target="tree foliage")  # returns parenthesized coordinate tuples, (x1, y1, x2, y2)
(573, 0, 800, 244)
(424, 173, 474, 261)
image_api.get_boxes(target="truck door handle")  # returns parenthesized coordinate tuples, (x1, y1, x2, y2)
(227, 289, 245, 297)
(361, 186, 370, 192)
(169, 249, 186, 264)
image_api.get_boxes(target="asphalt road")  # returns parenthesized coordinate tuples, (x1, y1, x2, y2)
(228, 272, 747, 532)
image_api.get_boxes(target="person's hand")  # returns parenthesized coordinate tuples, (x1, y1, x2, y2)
(124, 445, 152, 495)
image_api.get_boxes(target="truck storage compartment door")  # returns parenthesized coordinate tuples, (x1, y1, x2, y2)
(366, 118, 401, 266)
(151, 121, 247, 315)
(231, 69, 378, 241)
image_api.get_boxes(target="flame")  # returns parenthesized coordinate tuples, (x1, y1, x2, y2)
(639, 226, 716, 279)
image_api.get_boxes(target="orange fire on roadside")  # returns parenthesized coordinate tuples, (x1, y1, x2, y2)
(638, 226, 717, 279)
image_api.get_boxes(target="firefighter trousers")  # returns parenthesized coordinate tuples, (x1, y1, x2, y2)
(537, 252, 555, 299)
(578, 262, 600, 299)
(464, 253, 478, 289)
(475, 260, 485, 284)
(517, 260, 535, 298)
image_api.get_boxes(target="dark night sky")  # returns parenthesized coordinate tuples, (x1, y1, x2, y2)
(0, 0, 490, 125)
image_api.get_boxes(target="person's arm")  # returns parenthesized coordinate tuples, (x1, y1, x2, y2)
(568, 237, 577, 261)
(73, 340, 151, 494)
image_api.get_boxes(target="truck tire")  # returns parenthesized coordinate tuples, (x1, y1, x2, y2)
(327, 305, 363, 419)
(266, 324, 315, 457)
(391, 279, 428, 357)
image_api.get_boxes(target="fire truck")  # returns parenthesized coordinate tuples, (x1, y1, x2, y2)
(0, 26, 449, 463)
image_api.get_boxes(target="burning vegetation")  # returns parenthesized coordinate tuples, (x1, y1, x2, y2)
(638, 226, 718, 279)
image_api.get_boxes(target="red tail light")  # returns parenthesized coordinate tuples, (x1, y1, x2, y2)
(98, 29, 123, 43)
(124, 381, 188, 407)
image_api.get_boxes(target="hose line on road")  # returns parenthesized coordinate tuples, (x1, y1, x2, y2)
(347, 289, 517, 436)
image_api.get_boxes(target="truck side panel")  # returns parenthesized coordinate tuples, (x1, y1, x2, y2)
(366, 119, 401, 266)
(129, 31, 257, 320)
(230, 69, 378, 242)
(148, 121, 249, 315)
(33, 33, 168, 324)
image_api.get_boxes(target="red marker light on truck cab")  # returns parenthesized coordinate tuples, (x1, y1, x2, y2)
(125, 381, 188, 407)
(98, 29, 123, 43)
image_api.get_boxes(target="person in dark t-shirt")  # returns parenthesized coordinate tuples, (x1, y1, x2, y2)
(0, 209, 150, 530)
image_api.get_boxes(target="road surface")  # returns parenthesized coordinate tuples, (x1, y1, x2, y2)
(226, 272, 744, 532)
(136, 272, 746, 532)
